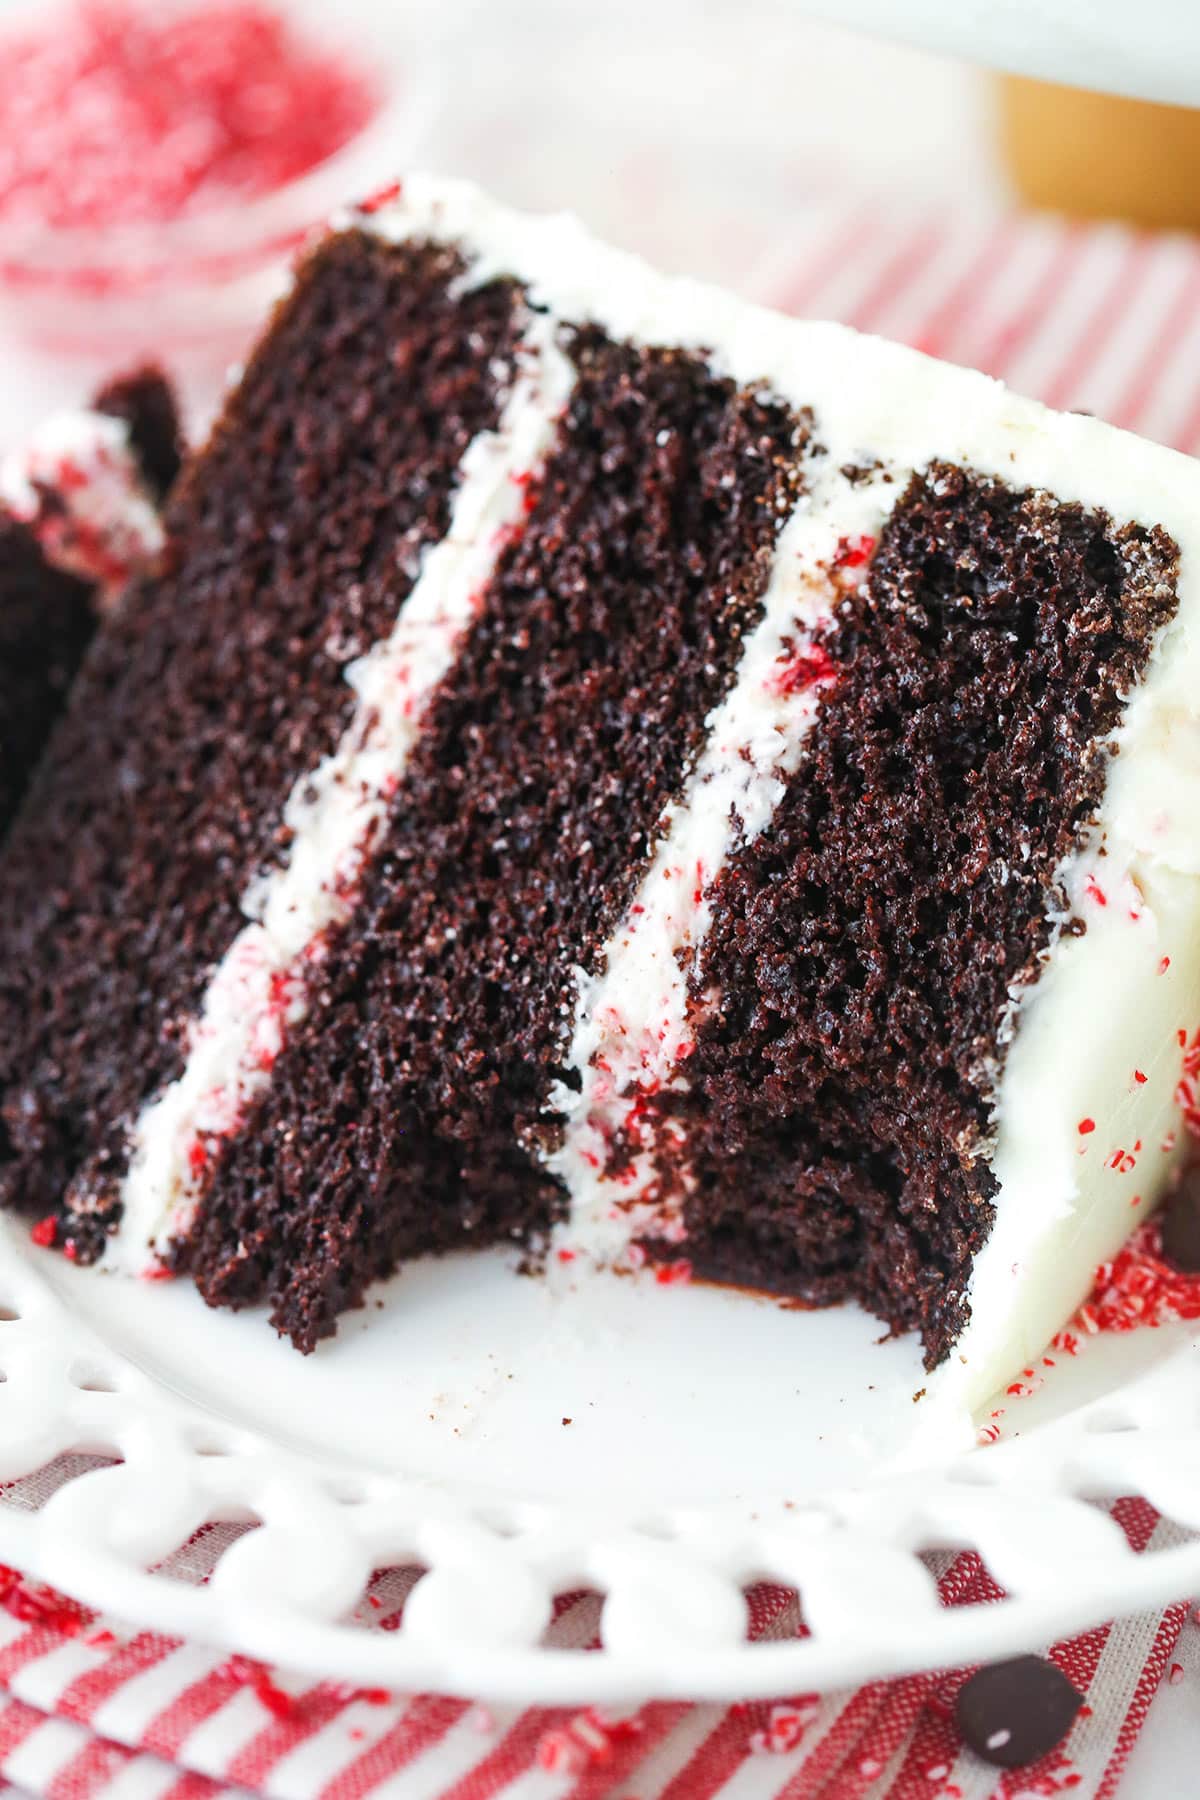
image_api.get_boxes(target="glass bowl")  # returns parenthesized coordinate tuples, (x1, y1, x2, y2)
(0, 0, 444, 441)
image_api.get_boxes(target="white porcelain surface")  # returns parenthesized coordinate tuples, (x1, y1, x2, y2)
(0, 1217, 1198, 1702)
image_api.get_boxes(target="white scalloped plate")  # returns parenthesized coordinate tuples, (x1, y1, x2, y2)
(0, 1213, 1198, 1704)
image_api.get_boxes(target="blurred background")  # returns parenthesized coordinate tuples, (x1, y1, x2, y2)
(2, 0, 1200, 447)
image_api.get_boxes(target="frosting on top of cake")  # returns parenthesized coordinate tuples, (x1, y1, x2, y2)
(0, 407, 164, 605)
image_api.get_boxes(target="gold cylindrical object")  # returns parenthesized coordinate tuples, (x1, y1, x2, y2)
(998, 74, 1200, 231)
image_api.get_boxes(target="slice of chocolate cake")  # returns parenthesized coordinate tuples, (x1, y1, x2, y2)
(1, 178, 1197, 1422)
(0, 367, 181, 833)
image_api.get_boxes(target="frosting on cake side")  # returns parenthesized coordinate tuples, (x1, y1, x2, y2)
(1, 408, 165, 605)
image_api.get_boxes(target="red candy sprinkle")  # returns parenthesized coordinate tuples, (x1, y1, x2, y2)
(654, 1259, 692, 1286)
(30, 1216, 57, 1248)
(1077, 1118, 1095, 1135)
(220, 1653, 295, 1718)
(748, 1700, 820, 1754)
(535, 1709, 643, 1774)
(832, 533, 875, 570)
(506, 469, 540, 516)
(768, 642, 838, 697)
(1058, 1218, 1200, 1339)
(357, 180, 403, 217)
(0, 1565, 89, 1636)
(1134, 1069, 1148, 1085)
(0, 2, 378, 231)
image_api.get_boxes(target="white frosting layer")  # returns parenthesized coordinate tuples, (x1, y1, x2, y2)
(0, 409, 163, 604)
(105, 307, 575, 1271)
(545, 458, 886, 1263)
(363, 179, 1200, 1421)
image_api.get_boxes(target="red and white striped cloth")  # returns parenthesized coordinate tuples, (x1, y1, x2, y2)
(0, 1495, 1188, 1800)
(748, 199, 1200, 458)
(2, 201, 1200, 1800)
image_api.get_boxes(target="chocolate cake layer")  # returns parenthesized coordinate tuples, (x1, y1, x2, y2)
(0, 365, 182, 839)
(653, 464, 1178, 1368)
(0, 520, 94, 836)
(179, 330, 808, 1347)
(93, 367, 184, 500)
(0, 233, 524, 1239)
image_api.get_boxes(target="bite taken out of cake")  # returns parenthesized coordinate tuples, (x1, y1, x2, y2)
(0, 366, 182, 835)
(1, 177, 1198, 1427)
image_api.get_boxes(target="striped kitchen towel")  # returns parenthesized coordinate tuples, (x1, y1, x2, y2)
(748, 200, 1200, 456)
(0, 1497, 1186, 1800)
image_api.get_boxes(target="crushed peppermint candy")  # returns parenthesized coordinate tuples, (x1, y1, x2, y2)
(0, 2, 377, 231)
(653, 1258, 692, 1286)
(831, 532, 876, 571)
(534, 1708, 643, 1773)
(747, 1699, 820, 1754)
(767, 640, 839, 698)
(217, 1653, 298, 1720)
(0, 1565, 90, 1636)
(0, 410, 164, 604)
(1052, 1217, 1200, 1345)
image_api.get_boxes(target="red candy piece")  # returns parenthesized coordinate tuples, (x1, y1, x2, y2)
(832, 533, 876, 570)
(769, 642, 838, 697)
(357, 181, 403, 217)
(0, 1565, 89, 1636)
(535, 1709, 642, 1774)
(221, 1652, 295, 1718)
(0, 2, 377, 230)
(1055, 1218, 1200, 1344)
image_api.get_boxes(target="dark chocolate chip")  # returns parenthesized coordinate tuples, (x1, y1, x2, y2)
(1161, 1165, 1200, 1273)
(955, 1655, 1083, 1768)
